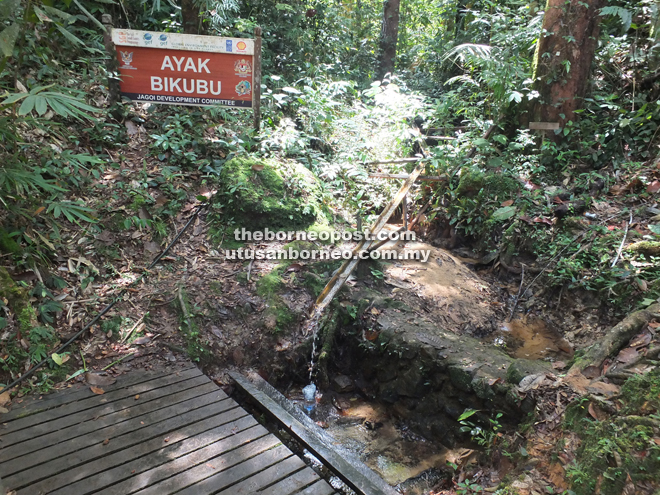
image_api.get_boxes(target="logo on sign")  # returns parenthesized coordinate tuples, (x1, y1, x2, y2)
(235, 80, 251, 96)
(120, 51, 136, 70)
(234, 59, 252, 77)
(159, 34, 168, 46)
(143, 33, 153, 45)
(226, 40, 232, 52)
(236, 41, 247, 52)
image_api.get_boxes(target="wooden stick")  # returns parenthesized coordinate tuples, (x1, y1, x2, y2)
(102, 352, 136, 371)
(368, 173, 446, 181)
(611, 211, 633, 268)
(508, 265, 525, 322)
(361, 158, 421, 166)
(101, 14, 120, 105)
(120, 315, 145, 343)
(425, 136, 455, 140)
(253, 27, 262, 132)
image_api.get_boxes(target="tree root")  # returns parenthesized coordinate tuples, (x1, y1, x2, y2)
(568, 303, 660, 375)
(499, 258, 546, 275)
(615, 415, 660, 429)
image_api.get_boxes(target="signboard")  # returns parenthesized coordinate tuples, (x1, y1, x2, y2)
(529, 122, 560, 130)
(111, 29, 257, 108)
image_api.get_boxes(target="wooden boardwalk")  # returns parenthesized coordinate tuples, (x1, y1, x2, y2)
(0, 365, 337, 495)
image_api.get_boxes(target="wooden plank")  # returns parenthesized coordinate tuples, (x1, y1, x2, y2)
(1, 372, 209, 446)
(368, 173, 446, 181)
(213, 456, 305, 494)
(258, 466, 331, 495)
(27, 409, 257, 495)
(296, 479, 338, 495)
(1, 365, 197, 424)
(529, 121, 560, 130)
(175, 445, 299, 495)
(132, 441, 291, 495)
(230, 371, 398, 495)
(2, 391, 231, 487)
(0, 381, 220, 463)
(90, 422, 269, 495)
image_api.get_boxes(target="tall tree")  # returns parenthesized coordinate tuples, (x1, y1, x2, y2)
(532, 0, 603, 129)
(181, 0, 199, 34)
(377, 0, 401, 79)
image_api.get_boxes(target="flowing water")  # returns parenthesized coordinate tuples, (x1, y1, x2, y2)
(288, 387, 464, 494)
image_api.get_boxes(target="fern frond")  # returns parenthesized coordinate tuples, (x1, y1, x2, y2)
(443, 43, 492, 62)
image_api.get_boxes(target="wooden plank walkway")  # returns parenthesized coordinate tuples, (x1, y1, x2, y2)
(0, 365, 338, 495)
(230, 372, 399, 495)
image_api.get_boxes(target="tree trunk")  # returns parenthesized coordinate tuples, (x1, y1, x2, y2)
(532, 0, 603, 128)
(377, 0, 401, 79)
(180, 0, 198, 34)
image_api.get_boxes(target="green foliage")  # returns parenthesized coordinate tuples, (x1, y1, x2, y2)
(459, 408, 504, 455)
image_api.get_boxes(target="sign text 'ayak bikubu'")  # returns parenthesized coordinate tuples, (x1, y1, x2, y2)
(112, 29, 257, 108)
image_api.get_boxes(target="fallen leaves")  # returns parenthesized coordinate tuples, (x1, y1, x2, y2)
(647, 180, 660, 194)
(90, 386, 105, 395)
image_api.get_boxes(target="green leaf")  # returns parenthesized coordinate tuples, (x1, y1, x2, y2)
(457, 408, 478, 422)
(55, 24, 84, 46)
(0, 0, 20, 20)
(641, 298, 657, 307)
(34, 95, 47, 116)
(0, 317, 6, 330)
(41, 5, 77, 23)
(52, 352, 64, 366)
(648, 224, 660, 235)
(491, 206, 517, 221)
(0, 23, 19, 57)
(18, 95, 36, 115)
(65, 369, 86, 382)
(71, 0, 107, 32)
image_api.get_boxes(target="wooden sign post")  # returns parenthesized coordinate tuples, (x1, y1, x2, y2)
(104, 18, 262, 131)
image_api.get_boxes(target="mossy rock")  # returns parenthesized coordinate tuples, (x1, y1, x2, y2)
(455, 168, 520, 198)
(217, 157, 330, 231)
(628, 241, 660, 257)
(506, 358, 552, 385)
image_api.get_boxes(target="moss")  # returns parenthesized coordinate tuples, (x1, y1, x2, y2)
(255, 266, 299, 333)
(0, 267, 31, 317)
(306, 223, 335, 245)
(456, 168, 520, 198)
(18, 306, 38, 334)
(564, 370, 660, 495)
(0, 229, 20, 255)
(214, 157, 330, 231)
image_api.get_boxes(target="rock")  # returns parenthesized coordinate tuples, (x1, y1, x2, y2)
(506, 359, 552, 385)
(331, 374, 354, 393)
(392, 366, 427, 398)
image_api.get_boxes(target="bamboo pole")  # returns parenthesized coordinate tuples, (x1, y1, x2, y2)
(301, 160, 428, 336)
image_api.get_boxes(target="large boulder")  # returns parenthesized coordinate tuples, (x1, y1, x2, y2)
(217, 157, 330, 230)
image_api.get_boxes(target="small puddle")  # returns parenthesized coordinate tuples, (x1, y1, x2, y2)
(289, 389, 458, 493)
(491, 317, 573, 360)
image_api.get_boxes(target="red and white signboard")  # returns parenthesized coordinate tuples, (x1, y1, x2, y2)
(112, 29, 257, 108)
